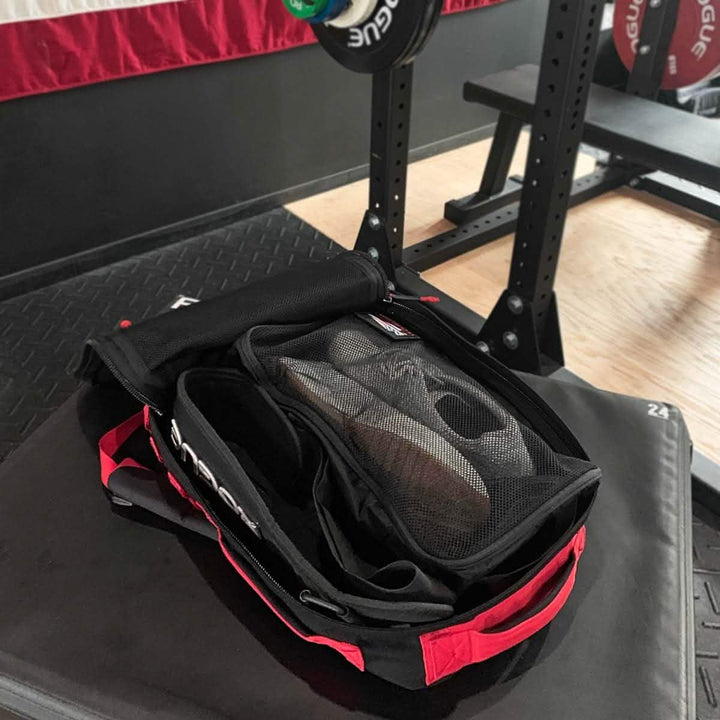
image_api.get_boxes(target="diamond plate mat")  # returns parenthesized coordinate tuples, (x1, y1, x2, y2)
(0, 205, 717, 719)
(0, 208, 340, 461)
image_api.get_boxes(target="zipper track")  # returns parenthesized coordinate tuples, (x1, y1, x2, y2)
(87, 339, 162, 412)
(178, 453, 292, 599)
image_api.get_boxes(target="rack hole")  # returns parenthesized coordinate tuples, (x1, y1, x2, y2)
(556, 31, 564, 39)
(552, 57, 559, 67)
(560, 2, 568, 9)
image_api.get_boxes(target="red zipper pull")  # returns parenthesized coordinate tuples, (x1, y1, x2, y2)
(386, 293, 440, 303)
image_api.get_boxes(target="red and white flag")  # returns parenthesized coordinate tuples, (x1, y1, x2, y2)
(0, 0, 502, 103)
(0, 0, 181, 24)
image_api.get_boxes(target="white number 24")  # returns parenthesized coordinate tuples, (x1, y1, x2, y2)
(647, 403, 670, 420)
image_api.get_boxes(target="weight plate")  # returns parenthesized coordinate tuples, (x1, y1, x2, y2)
(401, 0, 443, 67)
(313, 0, 442, 73)
(614, 0, 720, 89)
(284, 0, 329, 20)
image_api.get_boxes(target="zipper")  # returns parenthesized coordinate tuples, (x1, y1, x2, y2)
(195, 474, 291, 598)
(86, 339, 163, 413)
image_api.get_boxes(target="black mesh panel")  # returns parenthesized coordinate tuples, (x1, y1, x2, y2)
(247, 317, 590, 561)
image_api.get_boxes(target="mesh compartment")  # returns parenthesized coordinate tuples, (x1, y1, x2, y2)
(246, 316, 590, 561)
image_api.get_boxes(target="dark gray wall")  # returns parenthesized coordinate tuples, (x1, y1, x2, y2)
(0, 0, 549, 280)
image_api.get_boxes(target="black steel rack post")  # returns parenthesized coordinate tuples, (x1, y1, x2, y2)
(354, 64, 414, 280)
(476, 0, 605, 374)
(625, 0, 681, 99)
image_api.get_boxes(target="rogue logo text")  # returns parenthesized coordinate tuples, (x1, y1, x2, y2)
(348, 0, 399, 48)
(170, 419, 260, 536)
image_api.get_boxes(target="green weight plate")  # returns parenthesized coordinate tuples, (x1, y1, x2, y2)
(284, 0, 329, 21)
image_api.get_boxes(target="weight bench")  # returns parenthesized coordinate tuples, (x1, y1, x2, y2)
(442, 63, 720, 229)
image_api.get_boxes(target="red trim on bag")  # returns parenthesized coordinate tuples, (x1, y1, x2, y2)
(419, 526, 586, 685)
(142, 405, 152, 432)
(98, 411, 147, 487)
(165, 468, 365, 671)
(99, 412, 364, 673)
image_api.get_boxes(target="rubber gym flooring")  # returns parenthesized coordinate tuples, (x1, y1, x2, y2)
(0, 207, 718, 717)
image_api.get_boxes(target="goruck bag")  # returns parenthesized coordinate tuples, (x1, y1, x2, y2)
(79, 251, 600, 689)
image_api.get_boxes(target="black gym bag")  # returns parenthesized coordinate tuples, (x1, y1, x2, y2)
(79, 251, 600, 689)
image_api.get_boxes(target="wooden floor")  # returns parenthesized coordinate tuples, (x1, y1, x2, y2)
(287, 134, 720, 464)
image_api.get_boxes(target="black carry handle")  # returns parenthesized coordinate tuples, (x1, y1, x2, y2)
(78, 252, 388, 412)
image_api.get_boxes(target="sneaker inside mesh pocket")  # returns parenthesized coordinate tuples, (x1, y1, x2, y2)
(239, 316, 595, 564)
